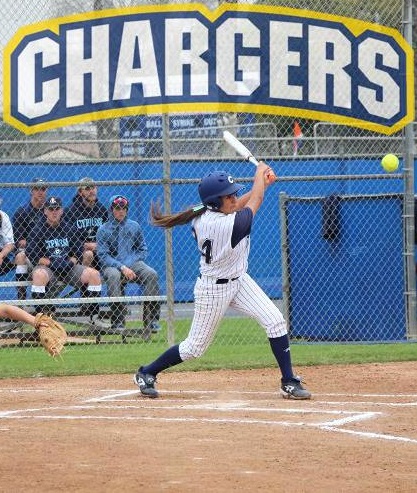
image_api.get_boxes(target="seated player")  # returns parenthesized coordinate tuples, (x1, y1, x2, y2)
(97, 195, 161, 337)
(26, 196, 103, 323)
(12, 178, 48, 300)
(65, 177, 108, 269)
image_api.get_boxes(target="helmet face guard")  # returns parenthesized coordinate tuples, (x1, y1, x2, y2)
(198, 171, 245, 210)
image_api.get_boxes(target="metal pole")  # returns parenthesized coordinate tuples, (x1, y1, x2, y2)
(402, 0, 416, 339)
(162, 114, 176, 346)
(279, 192, 291, 333)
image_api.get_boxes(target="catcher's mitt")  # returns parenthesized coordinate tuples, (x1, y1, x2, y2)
(34, 313, 67, 357)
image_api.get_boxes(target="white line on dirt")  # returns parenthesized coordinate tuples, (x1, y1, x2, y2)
(1, 390, 416, 445)
(320, 426, 417, 444)
(313, 400, 417, 407)
(3, 412, 415, 444)
(84, 390, 138, 402)
(2, 388, 417, 398)
(316, 412, 378, 426)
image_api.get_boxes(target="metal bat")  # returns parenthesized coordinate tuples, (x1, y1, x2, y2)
(223, 131, 259, 166)
(223, 130, 277, 183)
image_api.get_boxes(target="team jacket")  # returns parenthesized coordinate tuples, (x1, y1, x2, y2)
(26, 218, 83, 274)
(96, 216, 147, 270)
(12, 202, 44, 244)
(66, 196, 108, 243)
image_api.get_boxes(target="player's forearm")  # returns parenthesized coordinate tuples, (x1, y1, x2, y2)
(236, 191, 252, 208)
(0, 303, 36, 327)
(245, 165, 268, 213)
(0, 243, 15, 259)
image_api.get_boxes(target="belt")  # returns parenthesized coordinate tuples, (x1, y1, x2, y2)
(199, 275, 239, 284)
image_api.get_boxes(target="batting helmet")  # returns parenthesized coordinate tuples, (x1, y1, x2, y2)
(198, 171, 245, 210)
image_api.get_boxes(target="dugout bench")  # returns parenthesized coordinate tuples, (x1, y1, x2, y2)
(0, 280, 167, 345)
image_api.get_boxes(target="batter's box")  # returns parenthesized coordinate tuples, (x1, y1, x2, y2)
(81, 389, 417, 445)
(83, 389, 382, 426)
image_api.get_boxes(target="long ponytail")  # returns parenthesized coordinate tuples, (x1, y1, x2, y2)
(150, 201, 206, 228)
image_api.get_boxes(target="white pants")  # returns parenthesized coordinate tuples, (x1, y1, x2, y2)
(179, 272, 287, 360)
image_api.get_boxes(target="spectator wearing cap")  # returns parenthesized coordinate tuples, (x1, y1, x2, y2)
(12, 178, 48, 300)
(97, 195, 161, 337)
(0, 209, 16, 277)
(65, 177, 108, 269)
(26, 196, 103, 321)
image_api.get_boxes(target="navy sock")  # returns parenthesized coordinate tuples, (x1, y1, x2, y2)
(269, 335, 294, 382)
(15, 273, 28, 300)
(142, 344, 182, 376)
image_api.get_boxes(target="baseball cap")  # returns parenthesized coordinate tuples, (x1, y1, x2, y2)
(31, 178, 47, 189)
(110, 195, 129, 210)
(78, 177, 96, 189)
(44, 196, 63, 209)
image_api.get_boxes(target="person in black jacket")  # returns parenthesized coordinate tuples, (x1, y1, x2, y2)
(26, 196, 102, 321)
(12, 178, 48, 300)
(65, 177, 108, 269)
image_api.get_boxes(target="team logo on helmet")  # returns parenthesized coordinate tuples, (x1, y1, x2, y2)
(198, 170, 245, 210)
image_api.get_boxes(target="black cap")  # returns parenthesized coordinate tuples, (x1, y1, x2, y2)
(44, 196, 62, 209)
(78, 177, 96, 189)
(31, 178, 47, 189)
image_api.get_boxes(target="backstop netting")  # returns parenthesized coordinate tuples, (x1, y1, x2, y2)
(0, 0, 415, 359)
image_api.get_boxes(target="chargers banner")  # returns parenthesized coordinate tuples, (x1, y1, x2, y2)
(3, 3, 414, 135)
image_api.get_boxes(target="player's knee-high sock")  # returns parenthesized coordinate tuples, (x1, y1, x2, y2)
(31, 285, 46, 314)
(269, 335, 294, 381)
(141, 344, 182, 376)
(15, 265, 28, 301)
(85, 284, 101, 318)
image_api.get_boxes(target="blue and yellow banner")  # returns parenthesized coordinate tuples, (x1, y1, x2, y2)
(3, 3, 414, 134)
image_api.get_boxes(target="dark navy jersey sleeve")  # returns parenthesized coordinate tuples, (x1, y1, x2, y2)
(12, 204, 44, 243)
(231, 207, 253, 248)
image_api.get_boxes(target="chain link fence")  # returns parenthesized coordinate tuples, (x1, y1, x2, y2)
(0, 0, 415, 355)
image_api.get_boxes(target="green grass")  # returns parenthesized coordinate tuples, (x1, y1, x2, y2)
(1, 317, 416, 379)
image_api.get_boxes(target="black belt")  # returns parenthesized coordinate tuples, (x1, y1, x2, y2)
(216, 277, 239, 284)
(199, 275, 239, 284)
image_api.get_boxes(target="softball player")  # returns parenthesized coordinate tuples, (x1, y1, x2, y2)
(26, 196, 102, 319)
(133, 162, 311, 400)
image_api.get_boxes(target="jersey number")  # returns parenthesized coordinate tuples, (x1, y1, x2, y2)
(201, 239, 213, 264)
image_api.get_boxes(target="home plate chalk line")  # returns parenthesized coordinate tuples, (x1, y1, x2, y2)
(0, 388, 417, 444)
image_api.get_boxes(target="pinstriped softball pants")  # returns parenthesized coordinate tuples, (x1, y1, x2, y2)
(179, 272, 287, 360)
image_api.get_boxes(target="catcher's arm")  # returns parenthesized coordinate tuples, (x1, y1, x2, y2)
(0, 303, 37, 326)
(0, 304, 66, 358)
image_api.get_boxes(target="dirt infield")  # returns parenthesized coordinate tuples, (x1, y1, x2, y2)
(0, 362, 416, 492)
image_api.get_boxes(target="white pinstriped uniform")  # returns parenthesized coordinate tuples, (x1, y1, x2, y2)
(179, 209, 287, 361)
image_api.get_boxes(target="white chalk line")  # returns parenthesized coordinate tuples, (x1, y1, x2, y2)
(320, 426, 417, 444)
(3, 411, 417, 444)
(0, 403, 381, 431)
(2, 388, 417, 398)
(0, 402, 379, 418)
(0, 404, 377, 428)
(313, 400, 417, 407)
(1, 389, 417, 445)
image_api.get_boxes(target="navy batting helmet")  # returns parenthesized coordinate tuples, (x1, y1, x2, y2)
(198, 171, 245, 210)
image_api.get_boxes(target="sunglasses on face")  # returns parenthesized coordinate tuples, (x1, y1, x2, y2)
(112, 197, 129, 209)
(81, 185, 96, 191)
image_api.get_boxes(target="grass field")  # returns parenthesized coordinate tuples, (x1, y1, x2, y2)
(1, 317, 416, 378)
